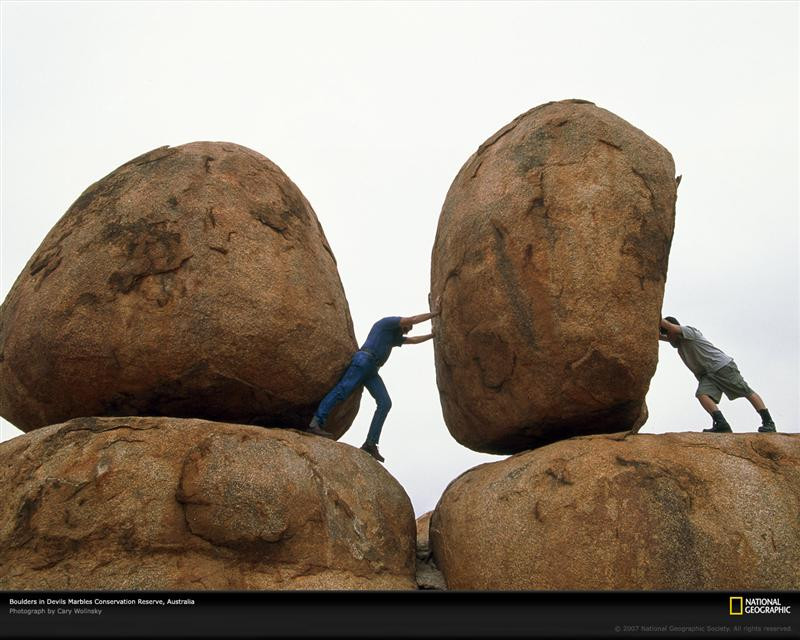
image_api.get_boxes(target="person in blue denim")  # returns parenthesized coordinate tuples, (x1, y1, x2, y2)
(307, 305, 439, 462)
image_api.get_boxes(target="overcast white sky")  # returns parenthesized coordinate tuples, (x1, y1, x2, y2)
(1, 1, 798, 516)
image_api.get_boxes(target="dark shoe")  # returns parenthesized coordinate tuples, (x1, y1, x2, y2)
(703, 422, 732, 433)
(758, 422, 777, 433)
(307, 416, 335, 439)
(360, 442, 385, 463)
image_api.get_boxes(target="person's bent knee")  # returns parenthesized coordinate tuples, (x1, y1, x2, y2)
(379, 397, 392, 412)
(697, 393, 719, 403)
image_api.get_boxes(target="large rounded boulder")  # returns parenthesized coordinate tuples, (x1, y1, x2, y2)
(0, 417, 416, 589)
(430, 432, 800, 589)
(430, 100, 677, 453)
(0, 142, 359, 436)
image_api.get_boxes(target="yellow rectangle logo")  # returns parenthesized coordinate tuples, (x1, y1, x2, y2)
(730, 596, 744, 615)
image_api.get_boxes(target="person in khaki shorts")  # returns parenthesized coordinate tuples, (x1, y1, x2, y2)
(659, 316, 777, 433)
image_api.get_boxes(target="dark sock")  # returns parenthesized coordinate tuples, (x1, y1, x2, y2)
(711, 410, 729, 426)
(758, 408, 773, 425)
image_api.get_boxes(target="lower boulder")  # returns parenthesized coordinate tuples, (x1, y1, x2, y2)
(430, 432, 800, 589)
(0, 417, 416, 589)
(414, 511, 446, 590)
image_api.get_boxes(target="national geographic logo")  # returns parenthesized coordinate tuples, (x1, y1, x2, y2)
(730, 596, 792, 615)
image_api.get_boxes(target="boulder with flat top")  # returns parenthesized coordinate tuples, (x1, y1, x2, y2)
(0, 417, 416, 589)
(430, 432, 800, 589)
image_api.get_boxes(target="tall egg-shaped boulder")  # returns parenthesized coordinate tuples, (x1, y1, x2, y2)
(430, 100, 677, 453)
(0, 142, 360, 436)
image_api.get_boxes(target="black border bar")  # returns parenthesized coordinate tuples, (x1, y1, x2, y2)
(2, 590, 798, 638)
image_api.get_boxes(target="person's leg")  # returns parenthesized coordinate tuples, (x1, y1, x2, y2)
(698, 394, 731, 432)
(715, 362, 776, 432)
(746, 391, 766, 411)
(314, 357, 367, 425)
(746, 392, 777, 431)
(698, 394, 719, 414)
(696, 377, 730, 432)
(363, 374, 392, 445)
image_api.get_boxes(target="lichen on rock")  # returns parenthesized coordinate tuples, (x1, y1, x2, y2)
(430, 100, 678, 453)
(0, 417, 417, 590)
(0, 142, 360, 437)
(430, 432, 800, 589)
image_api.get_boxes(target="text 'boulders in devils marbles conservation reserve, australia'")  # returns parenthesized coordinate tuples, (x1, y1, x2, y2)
(0, 142, 360, 438)
(431, 99, 679, 454)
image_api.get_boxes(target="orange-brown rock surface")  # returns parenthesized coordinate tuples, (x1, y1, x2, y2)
(0, 417, 416, 589)
(416, 511, 433, 551)
(0, 142, 359, 437)
(414, 510, 446, 590)
(430, 100, 677, 453)
(430, 432, 800, 589)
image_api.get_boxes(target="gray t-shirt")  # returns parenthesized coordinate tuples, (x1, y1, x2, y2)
(676, 325, 733, 378)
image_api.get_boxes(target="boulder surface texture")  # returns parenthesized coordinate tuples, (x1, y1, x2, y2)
(430, 100, 677, 453)
(0, 417, 416, 589)
(0, 142, 359, 437)
(430, 432, 800, 590)
(414, 510, 446, 590)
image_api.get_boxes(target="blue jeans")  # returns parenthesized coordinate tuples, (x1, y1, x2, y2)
(315, 351, 392, 445)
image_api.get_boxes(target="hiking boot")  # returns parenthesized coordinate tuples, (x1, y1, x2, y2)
(703, 422, 732, 433)
(360, 442, 385, 463)
(307, 416, 335, 439)
(758, 421, 777, 433)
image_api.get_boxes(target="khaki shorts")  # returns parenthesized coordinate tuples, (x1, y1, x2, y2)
(696, 361, 754, 403)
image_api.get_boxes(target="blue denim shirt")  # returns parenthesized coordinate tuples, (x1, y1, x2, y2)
(360, 316, 405, 367)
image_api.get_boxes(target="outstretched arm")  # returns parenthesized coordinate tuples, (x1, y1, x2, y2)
(401, 297, 441, 327)
(403, 333, 433, 345)
(400, 312, 437, 326)
(400, 307, 441, 327)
